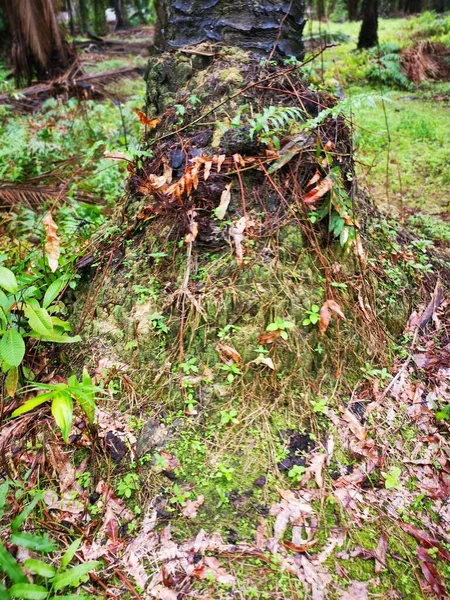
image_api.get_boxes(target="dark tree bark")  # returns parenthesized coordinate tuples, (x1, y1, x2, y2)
(347, 0, 359, 20)
(154, 0, 305, 59)
(403, 0, 422, 12)
(112, 0, 128, 29)
(357, 0, 378, 49)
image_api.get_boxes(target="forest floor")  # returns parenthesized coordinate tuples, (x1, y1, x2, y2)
(0, 15, 450, 600)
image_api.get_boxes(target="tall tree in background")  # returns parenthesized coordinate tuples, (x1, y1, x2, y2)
(2, 0, 74, 85)
(358, 0, 378, 49)
(348, 0, 359, 20)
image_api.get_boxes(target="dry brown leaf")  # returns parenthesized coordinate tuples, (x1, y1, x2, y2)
(301, 453, 326, 488)
(417, 546, 448, 599)
(150, 586, 178, 600)
(339, 581, 369, 600)
(162, 157, 173, 185)
(215, 183, 232, 220)
(230, 216, 247, 267)
(306, 169, 321, 188)
(303, 176, 333, 205)
(216, 154, 226, 172)
(185, 210, 198, 243)
(194, 556, 235, 585)
(216, 342, 241, 364)
(181, 495, 204, 519)
(258, 330, 281, 344)
(342, 408, 367, 441)
(319, 300, 346, 335)
(324, 140, 335, 152)
(204, 159, 213, 181)
(251, 355, 275, 370)
(43, 212, 60, 273)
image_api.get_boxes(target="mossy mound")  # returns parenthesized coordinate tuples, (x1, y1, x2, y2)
(68, 49, 448, 599)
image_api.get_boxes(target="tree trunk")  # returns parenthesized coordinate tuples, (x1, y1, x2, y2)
(154, 0, 305, 59)
(112, 0, 128, 29)
(358, 0, 378, 49)
(348, 0, 359, 20)
(403, 0, 422, 12)
(3, 0, 74, 85)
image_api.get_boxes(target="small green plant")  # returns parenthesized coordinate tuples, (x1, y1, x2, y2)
(132, 279, 160, 303)
(266, 316, 295, 340)
(12, 370, 103, 442)
(0, 270, 79, 395)
(169, 483, 193, 507)
(382, 466, 402, 490)
(0, 482, 98, 599)
(311, 398, 328, 415)
(302, 305, 320, 327)
(247, 106, 305, 149)
(219, 409, 239, 426)
(116, 473, 140, 499)
(361, 363, 391, 382)
(288, 464, 306, 484)
(180, 357, 198, 375)
(218, 324, 241, 339)
(219, 363, 242, 383)
(148, 313, 168, 334)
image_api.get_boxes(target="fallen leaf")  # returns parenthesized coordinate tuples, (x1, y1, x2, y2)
(351, 533, 388, 573)
(339, 581, 369, 600)
(230, 216, 247, 267)
(150, 585, 178, 600)
(319, 300, 346, 335)
(216, 342, 241, 364)
(342, 408, 367, 441)
(182, 495, 204, 519)
(251, 355, 275, 370)
(204, 159, 213, 181)
(303, 176, 333, 205)
(417, 546, 448, 599)
(216, 154, 226, 172)
(215, 183, 232, 220)
(306, 169, 321, 188)
(301, 453, 326, 488)
(194, 556, 235, 585)
(185, 210, 198, 243)
(400, 522, 450, 561)
(258, 330, 281, 344)
(43, 213, 60, 272)
(133, 109, 160, 129)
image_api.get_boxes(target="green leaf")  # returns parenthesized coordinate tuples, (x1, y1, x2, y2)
(0, 329, 25, 367)
(5, 366, 18, 397)
(51, 392, 73, 443)
(60, 538, 81, 570)
(24, 306, 53, 337)
(8, 583, 48, 600)
(0, 541, 27, 583)
(11, 492, 44, 532)
(10, 532, 57, 553)
(0, 289, 11, 312)
(11, 392, 55, 418)
(51, 317, 71, 332)
(72, 389, 95, 425)
(52, 562, 99, 591)
(266, 323, 278, 332)
(28, 332, 81, 344)
(23, 559, 56, 578)
(0, 267, 18, 295)
(43, 276, 69, 308)
(0, 582, 9, 600)
(0, 480, 9, 520)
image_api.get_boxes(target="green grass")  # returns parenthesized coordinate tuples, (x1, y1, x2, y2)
(304, 16, 450, 213)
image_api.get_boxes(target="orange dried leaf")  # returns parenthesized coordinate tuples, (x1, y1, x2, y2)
(43, 212, 60, 273)
(133, 109, 160, 129)
(217, 154, 226, 172)
(319, 299, 345, 335)
(258, 330, 281, 344)
(306, 169, 321, 188)
(204, 159, 213, 181)
(304, 176, 333, 205)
